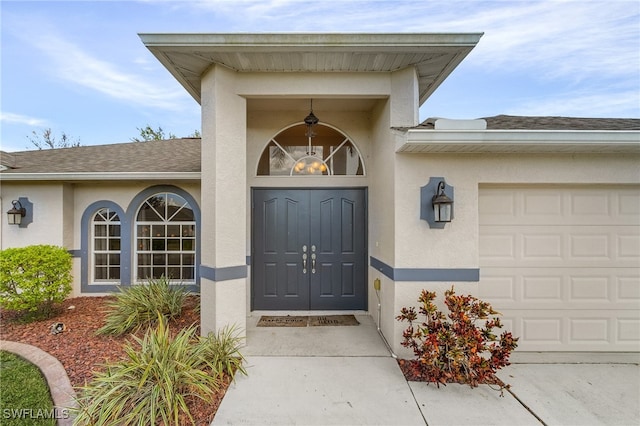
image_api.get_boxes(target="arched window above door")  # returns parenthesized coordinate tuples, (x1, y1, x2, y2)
(257, 123, 365, 176)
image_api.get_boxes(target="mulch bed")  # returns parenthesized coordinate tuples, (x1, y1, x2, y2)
(0, 295, 228, 425)
(397, 358, 508, 389)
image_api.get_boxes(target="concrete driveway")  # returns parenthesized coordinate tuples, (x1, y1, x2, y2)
(213, 315, 640, 425)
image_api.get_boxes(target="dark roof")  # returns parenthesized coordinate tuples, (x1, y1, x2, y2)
(483, 115, 640, 130)
(416, 115, 640, 130)
(1, 138, 201, 174)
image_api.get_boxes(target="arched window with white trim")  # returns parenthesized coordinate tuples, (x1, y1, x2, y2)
(91, 208, 121, 283)
(257, 123, 365, 176)
(135, 192, 196, 283)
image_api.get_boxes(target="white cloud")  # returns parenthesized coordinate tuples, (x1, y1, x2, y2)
(37, 35, 188, 110)
(509, 88, 640, 118)
(5, 12, 190, 112)
(0, 112, 48, 127)
(449, 1, 640, 81)
(5, 0, 638, 123)
(151, 1, 639, 83)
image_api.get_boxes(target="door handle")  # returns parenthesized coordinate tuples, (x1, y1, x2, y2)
(302, 245, 308, 274)
(310, 245, 317, 274)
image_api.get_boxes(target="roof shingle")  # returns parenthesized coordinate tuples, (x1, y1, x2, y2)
(415, 115, 640, 130)
(1, 138, 201, 174)
(482, 115, 640, 130)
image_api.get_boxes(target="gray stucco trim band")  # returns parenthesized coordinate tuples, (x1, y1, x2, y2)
(370, 256, 479, 282)
(200, 265, 248, 282)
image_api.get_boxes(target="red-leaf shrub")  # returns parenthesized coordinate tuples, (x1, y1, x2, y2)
(396, 286, 518, 392)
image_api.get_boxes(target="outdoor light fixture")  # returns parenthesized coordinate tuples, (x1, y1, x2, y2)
(6, 197, 32, 228)
(291, 100, 330, 175)
(432, 181, 453, 223)
(303, 101, 319, 134)
(7, 200, 26, 225)
(420, 178, 454, 229)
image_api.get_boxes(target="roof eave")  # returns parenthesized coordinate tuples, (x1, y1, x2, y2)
(139, 32, 483, 105)
(398, 129, 640, 154)
(138, 32, 483, 49)
(0, 172, 202, 181)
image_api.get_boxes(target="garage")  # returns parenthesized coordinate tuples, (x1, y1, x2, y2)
(479, 185, 640, 352)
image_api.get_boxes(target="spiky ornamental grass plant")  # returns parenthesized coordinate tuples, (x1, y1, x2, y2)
(75, 315, 222, 426)
(201, 325, 248, 380)
(97, 276, 188, 336)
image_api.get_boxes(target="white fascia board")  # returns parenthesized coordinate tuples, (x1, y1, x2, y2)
(0, 172, 201, 181)
(139, 33, 483, 50)
(399, 129, 640, 154)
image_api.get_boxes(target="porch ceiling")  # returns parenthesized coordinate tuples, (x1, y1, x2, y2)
(139, 33, 483, 105)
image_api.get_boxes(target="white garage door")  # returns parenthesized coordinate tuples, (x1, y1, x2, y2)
(479, 186, 640, 352)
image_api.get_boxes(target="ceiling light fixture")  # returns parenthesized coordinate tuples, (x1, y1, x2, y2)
(292, 100, 329, 175)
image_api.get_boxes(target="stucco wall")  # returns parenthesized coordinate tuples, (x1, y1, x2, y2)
(200, 64, 248, 335)
(394, 152, 640, 267)
(387, 151, 640, 354)
(1, 181, 201, 297)
(236, 72, 391, 99)
(1, 183, 69, 249)
(367, 100, 398, 340)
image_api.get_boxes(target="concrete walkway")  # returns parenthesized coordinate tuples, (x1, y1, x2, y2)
(3, 317, 639, 426)
(0, 340, 77, 426)
(213, 315, 640, 425)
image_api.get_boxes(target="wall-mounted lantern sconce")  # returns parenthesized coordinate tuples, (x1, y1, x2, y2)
(7, 200, 25, 225)
(432, 181, 453, 223)
(420, 177, 454, 229)
(6, 197, 33, 228)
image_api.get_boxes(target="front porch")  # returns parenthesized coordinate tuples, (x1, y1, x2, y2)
(243, 312, 388, 357)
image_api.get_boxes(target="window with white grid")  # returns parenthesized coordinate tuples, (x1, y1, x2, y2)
(92, 208, 121, 282)
(135, 193, 196, 283)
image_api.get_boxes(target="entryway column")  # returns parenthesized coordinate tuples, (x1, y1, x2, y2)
(199, 64, 247, 337)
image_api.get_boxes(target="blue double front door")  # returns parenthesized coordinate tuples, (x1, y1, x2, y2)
(252, 188, 367, 310)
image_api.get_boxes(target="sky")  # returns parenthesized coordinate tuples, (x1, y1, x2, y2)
(1, 0, 639, 152)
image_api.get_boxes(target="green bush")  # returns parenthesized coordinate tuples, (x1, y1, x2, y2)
(97, 276, 188, 336)
(0, 245, 72, 318)
(75, 315, 223, 426)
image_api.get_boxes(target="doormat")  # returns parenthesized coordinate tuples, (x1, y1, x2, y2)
(256, 316, 309, 327)
(256, 315, 359, 327)
(309, 315, 360, 326)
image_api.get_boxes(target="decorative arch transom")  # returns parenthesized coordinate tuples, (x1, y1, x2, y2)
(258, 123, 364, 176)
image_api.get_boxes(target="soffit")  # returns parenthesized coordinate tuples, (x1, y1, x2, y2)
(139, 33, 482, 105)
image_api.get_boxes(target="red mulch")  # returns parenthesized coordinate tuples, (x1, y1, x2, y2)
(397, 358, 508, 389)
(0, 295, 229, 425)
